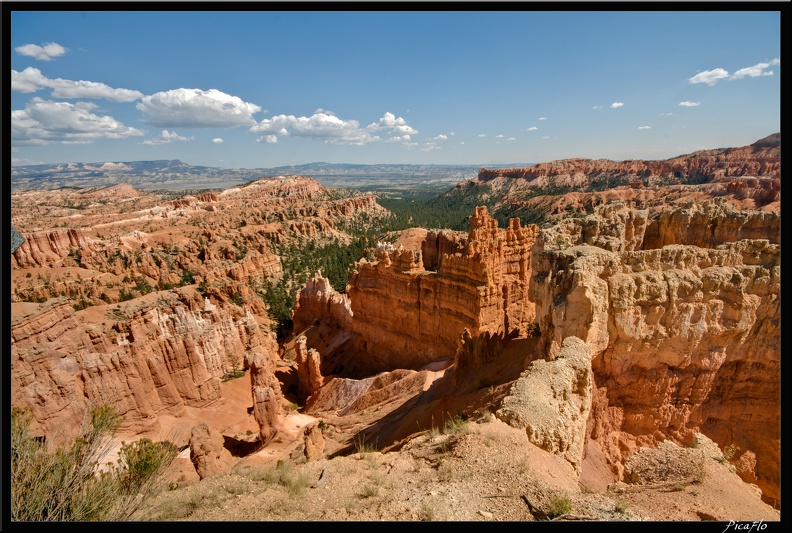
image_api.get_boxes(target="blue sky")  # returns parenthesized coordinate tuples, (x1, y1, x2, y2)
(9, 9, 781, 169)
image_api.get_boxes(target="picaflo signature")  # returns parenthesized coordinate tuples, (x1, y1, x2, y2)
(722, 521, 768, 533)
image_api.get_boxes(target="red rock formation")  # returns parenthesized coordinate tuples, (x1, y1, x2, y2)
(189, 423, 234, 479)
(245, 345, 283, 446)
(530, 202, 779, 503)
(10, 290, 276, 442)
(12, 228, 97, 268)
(478, 134, 780, 186)
(297, 207, 539, 372)
(295, 335, 324, 403)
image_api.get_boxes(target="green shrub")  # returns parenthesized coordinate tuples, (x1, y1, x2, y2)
(615, 499, 629, 514)
(11, 405, 176, 521)
(549, 495, 572, 518)
(117, 438, 178, 493)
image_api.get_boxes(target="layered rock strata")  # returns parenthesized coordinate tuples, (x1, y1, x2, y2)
(530, 201, 779, 503)
(478, 133, 780, 186)
(10, 290, 281, 443)
(294, 207, 538, 373)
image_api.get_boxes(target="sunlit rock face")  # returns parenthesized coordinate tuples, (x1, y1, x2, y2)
(336, 207, 539, 371)
(531, 201, 779, 503)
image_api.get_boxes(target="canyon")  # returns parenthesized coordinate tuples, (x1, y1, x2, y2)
(9, 134, 781, 520)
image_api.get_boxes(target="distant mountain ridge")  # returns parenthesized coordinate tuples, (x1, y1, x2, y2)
(477, 133, 780, 185)
(11, 160, 518, 192)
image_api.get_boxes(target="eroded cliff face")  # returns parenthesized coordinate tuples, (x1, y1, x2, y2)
(11, 288, 282, 445)
(477, 133, 780, 186)
(293, 206, 539, 374)
(10, 175, 387, 448)
(290, 198, 779, 506)
(531, 201, 780, 503)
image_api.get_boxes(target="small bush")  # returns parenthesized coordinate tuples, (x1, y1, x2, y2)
(443, 415, 469, 436)
(615, 499, 629, 514)
(359, 484, 379, 499)
(254, 461, 310, 497)
(11, 405, 177, 521)
(549, 495, 572, 518)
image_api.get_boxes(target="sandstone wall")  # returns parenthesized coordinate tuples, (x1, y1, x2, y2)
(531, 203, 780, 502)
(11, 291, 278, 443)
(12, 228, 97, 268)
(297, 207, 539, 371)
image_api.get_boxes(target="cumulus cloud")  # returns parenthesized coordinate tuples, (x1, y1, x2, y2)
(256, 135, 278, 144)
(730, 58, 780, 79)
(11, 67, 144, 102)
(419, 142, 441, 151)
(538, 117, 547, 121)
(249, 111, 415, 145)
(252, 113, 374, 144)
(432, 134, 448, 140)
(689, 59, 780, 85)
(212, 138, 224, 143)
(16, 42, 66, 61)
(142, 129, 195, 145)
(689, 68, 729, 86)
(478, 134, 487, 138)
(386, 135, 411, 143)
(507, 137, 516, 141)
(526, 126, 538, 131)
(137, 88, 262, 128)
(678, 101, 700, 107)
(610, 102, 624, 108)
(495, 134, 504, 138)
(11, 97, 144, 145)
(638, 126, 652, 130)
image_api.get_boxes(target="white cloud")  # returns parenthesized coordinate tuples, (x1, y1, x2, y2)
(478, 134, 487, 138)
(420, 142, 441, 152)
(252, 113, 372, 144)
(678, 101, 700, 107)
(610, 102, 624, 108)
(689, 68, 729, 85)
(459, 141, 465, 145)
(495, 134, 504, 138)
(432, 134, 448, 140)
(730, 58, 780, 80)
(142, 129, 195, 145)
(256, 135, 278, 144)
(507, 137, 516, 141)
(11, 67, 144, 102)
(11, 98, 144, 145)
(449, 132, 455, 136)
(212, 138, 224, 144)
(15, 42, 66, 61)
(526, 126, 538, 131)
(137, 88, 261, 128)
(250, 111, 414, 145)
(542, 136, 550, 139)
(638, 126, 652, 130)
(592, 105, 602, 110)
(689, 58, 780, 86)
(660, 112, 674, 116)
(538, 117, 547, 121)
(386, 135, 411, 143)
